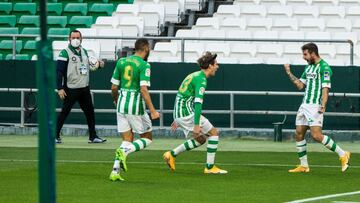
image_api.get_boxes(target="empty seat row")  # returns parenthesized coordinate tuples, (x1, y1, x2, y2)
(192, 17, 360, 33)
(215, 5, 360, 19)
(133, 0, 205, 12)
(175, 29, 360, 45)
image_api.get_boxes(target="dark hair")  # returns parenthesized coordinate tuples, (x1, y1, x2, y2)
(301, 42, 319, 56)
(197, 52, 217, 69)
(135, 38, 149, 52)
(69, 30, 82, 38)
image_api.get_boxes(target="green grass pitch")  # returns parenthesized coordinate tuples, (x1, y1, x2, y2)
(0, 135, 359, 203)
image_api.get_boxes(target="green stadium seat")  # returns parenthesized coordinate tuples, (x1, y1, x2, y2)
(17, 15, 40, 27)
(5, 54, 30, 60)
(46, 3, 62, 16)
(48, 28, 70, 36)
(89, 3, 114, 16)
(13, 3, 37, 15)
(58, 0, 83, 3)
(10, 0, 33, 2)
(0, 40, 23, 53)
(0, 3, 12, 15)
(0, 28, 18, 35)
(0, 15, 16, 27)
(63, 3, 88, 16)
(68, 16, 93, 29)
(48, 16, 67, 28)
(21, 27, 40, 35)
(0, 53, 3, 60)
(21, 40, 36, 55)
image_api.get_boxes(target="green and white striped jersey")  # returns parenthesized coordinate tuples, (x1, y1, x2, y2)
(174, 71, 207, 118)
(299, 59, 332, 105)
(111, 55, 151, 115)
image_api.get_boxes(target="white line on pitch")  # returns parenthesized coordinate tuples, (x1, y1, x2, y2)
(286, 191, 360, 203)
(0, 159, 359, 169)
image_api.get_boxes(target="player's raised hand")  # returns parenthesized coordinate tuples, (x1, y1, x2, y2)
(284, 64, 291, 74)
(150, 111, 160, 120)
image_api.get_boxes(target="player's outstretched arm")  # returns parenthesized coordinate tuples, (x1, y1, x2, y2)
(111, 84, 119, 107)
(140, 86, 160, 120)
(319, 87, 329, 114)
(284, 64, 305, 90)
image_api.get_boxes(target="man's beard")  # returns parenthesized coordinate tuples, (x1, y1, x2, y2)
(144, 51, 149, 61)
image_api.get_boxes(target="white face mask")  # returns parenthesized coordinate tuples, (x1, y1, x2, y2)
(70, 39, 81, 48)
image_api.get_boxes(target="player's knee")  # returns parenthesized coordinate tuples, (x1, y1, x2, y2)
(140, 131, 153, 141)
(208, 128, 219, 137)
(310, 132, 322, 142)
(195, 135, 207, 145)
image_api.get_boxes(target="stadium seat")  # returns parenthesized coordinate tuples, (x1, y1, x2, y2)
(240, 5, 267, 18)
(338, 0, 359, 6)
(138, 4, 165, 35)
(152, 42, 178, 58)
(21, 40, 36, 54)
(293, 6, 320, 18)
(267, 5, 293, 18)
(325, 58, 345, 66)
(97, 28, 122, 59)
(52, 41, 68, 60)
(299, 18, 325, 31)
(213, 5, 241, 19)
(346, 6, 360, 21)
(113, 4, 139, 21)
(117, 17, 144, 47)
(205, 43, 230, 57)
(230, 43, 257, 58)
(216, 57, 238, 64)
(193, 17, 220, 31)
(81, 40, 101, 59)
(260, 0, 286, 6)
(158, 0, 183, 23)
(48, 28, 70, 36)
(326, 19, 352, 32)
(76, 28, 97, 40)
(133, 0, 158, 5)
(316, 44, 337, 58)
(0, 3, 12, 15)
(233, 0, 259, 6)
(253, 31, 279, 41)
(13, 3, 36, 15)
(257, 44, 283, 58)
(88, 3, 114, 16)
(5, 54, 29, 60)
(226, 30, 252, 41)
(286, 0, 311, 6)
(174, 29, 200, 44)
(0, 53, 3, 60)
(283, 44, 303, 59)
(200, 30, 226, 43)
(336, 44, 351, 63)
(0, 28, 19, 35)
(271, 18, 298, 31)
(47, 16, 67, 28)
(68, 16, 93, 28)
(279, 31, 305, 40)
(47, 3, 63, 16)
(177, 42, 204, 59)
(305, 31, 331, 40)
(0, 40, 23, 53)
(291, 58, 307, 65)
(184, 0, 205, 11)
(220, 18, 246, 31)
(159, 56, 181, 62)
(352, 19, 360, 32)
(311, 0, 339, 6)
(63, 3, 88, 16)
(319, 6, 346, 19)
(21, 27, 40, 35)
(332, 32, 358, 44)
(247, 18, 272, 31)
(17, 15, 40, 28)
(92, 16, 119, 29)
(0, 15, 16, 27)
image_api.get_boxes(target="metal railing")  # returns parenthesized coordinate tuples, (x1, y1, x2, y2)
(1, 88, 360, 128)
(0, 34, 355, 65)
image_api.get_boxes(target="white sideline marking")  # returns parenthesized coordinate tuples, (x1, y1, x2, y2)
(287, 191, 360, 203)
(0, 159, 359, 169)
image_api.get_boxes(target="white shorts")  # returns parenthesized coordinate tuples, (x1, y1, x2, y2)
(117, 113, 152, 134)
(174, 114, 214, 137)
(295, 104, 324, 127)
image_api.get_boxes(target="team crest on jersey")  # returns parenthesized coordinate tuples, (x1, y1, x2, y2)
(199, 87, 205, 95)
(145, 68, 151, 77)
(324, 71, 330, 80)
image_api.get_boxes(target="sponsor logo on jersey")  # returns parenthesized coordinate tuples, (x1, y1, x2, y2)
(324, 71, 330, 80)
(306, 73, 317, 79)
(145, 68, 151, 77)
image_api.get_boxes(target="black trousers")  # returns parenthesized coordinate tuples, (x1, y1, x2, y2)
(56, 86, 97, 140)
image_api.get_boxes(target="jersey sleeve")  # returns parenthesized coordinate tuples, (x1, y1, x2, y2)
(140, 62, 151, 87)
(321, 64, 332, 89)
(111, 59, 123, 86)
(299, 68, 307, 85)
(57, 49, 68, 61)
(194, 77, 207, 104)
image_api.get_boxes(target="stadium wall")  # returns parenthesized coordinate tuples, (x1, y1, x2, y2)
(0, 61, 359, 130)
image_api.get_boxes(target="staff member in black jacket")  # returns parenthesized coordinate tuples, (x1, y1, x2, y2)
(56, 30, 106, 144)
